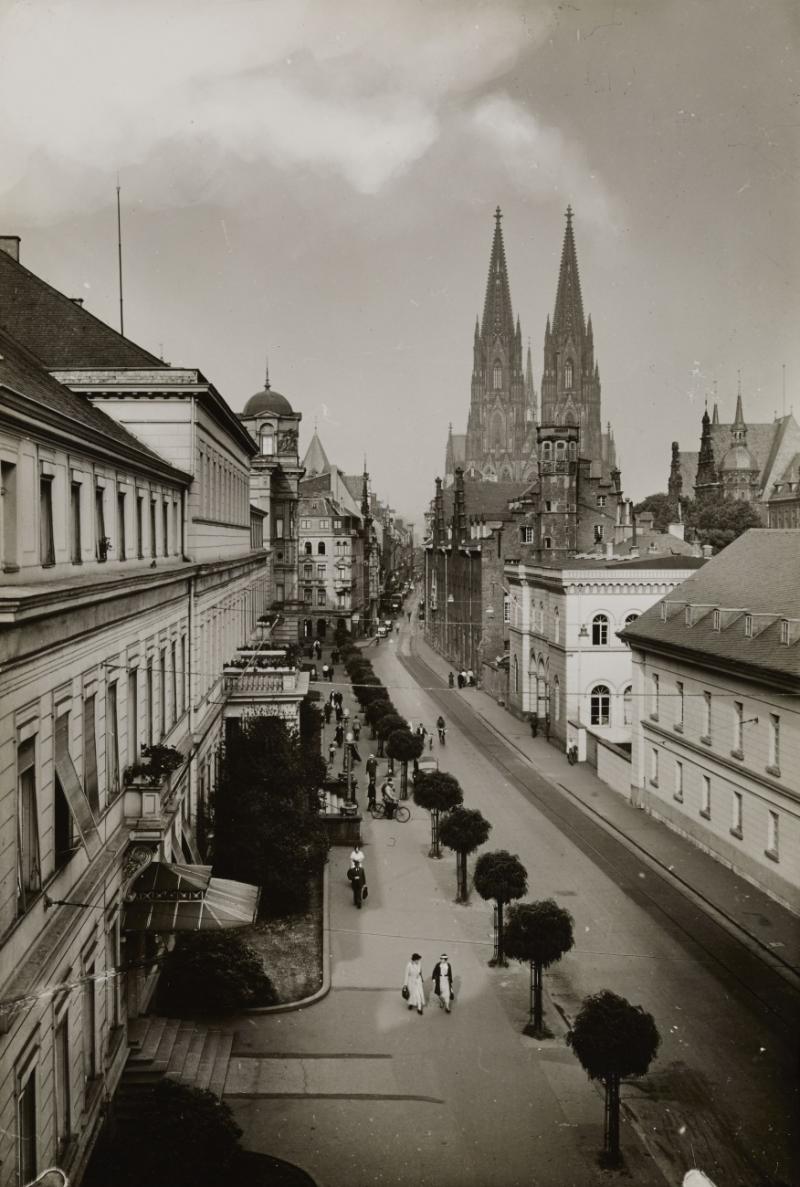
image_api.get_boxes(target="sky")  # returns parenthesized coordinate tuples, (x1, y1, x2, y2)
(1, 0, 797, 526)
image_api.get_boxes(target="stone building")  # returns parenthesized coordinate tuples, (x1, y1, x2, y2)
(0, 238, 300, 1186)
(621, 529, 800, 912)
(767, 452, 800, 528)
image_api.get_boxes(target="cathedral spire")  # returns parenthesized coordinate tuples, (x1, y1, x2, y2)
(551, 205, 585, 340)
(732, 384, 747, 442)
(481, 206, 515, 341)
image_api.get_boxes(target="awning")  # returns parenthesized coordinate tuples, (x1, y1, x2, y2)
(122, 862, 260, 932)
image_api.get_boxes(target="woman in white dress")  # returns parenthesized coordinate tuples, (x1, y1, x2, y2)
(403, 953, 426, 1015)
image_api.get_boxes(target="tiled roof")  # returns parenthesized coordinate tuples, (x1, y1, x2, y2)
(679, 420, 793, 493)
(621, 529, 800, 684)
(442, 479, 528, 524)
(0, 247, 165, 369)
(768, 453, 800, 503)
(302, 429, 331, 476)
(0, 326, 188, 479)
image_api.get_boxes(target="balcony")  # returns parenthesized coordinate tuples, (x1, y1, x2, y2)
(223, 653, 310, 722)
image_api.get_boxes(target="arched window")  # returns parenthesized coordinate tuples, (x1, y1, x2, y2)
(568, 441, 577, 460)
(304, 542, 313, 555)
(554, 607, 560, 643)
(317, 541, 326, 555)
(513, 655, 519, 694)
(553, 676, 560, 721)
(625, 613, 639, 626)
(590, 684, 611, 725)
(623, 685, 632, 726)
(592, 614, 609, 646)
(564, 359, 573, 389)
(260, 430, 274, 455)
(541, 440, 552, 462)
(555, 440, 566, 460)
(493, 361, 502, 390)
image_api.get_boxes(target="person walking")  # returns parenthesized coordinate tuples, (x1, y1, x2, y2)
(328, 740, 336, 766)
(321, 663, 329, 682)
(335, 704, 343, 723)
(328, 664, 335, 682)
(323, 701, 332, 724)
(349, 842, 365, 870)
(431, 954, 454, 1013)
(367, 778, 377, 811)
(448, 671, 455, 688)
(467, 669, 475, 687)
(352, 718, 361, 741)
(403, 953, 426, 1015)
(335, 723, 344, 748)
(365, 754, 378, 783)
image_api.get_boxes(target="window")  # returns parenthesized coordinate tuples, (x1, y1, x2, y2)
(17, 1066, 37, 1185)
(303, 563, 313, 579)
(493, 361, 502, 390)
(173, 501, 179, 551)
(128, 670, 139, 764)
(731, 792, 743, 838)
(596, 495, 606, 508)
(116, 493, 126, 562)
(623, 685, 632, 725)
(568, 440, 577, 460)
(1, 460, 18, 568)
(625, 613, 639, 628)
(333, 519, 342, 529)
(160, 650, 167, 738)
(592, 614, 608, 646)
(54, 734, 71, 870)
(556, 440, 566, 461)
(260, 430, 274, 455)
(40, 476, 55, 564)
(17, 737, 40, 912)
(317, 542, 326, 555)
(83, 695, 99, 814)
(744, 614, 752, 637)
(181, 636, 188, 710)
(503, 596, 510, 624)
(541, 441, 552, 462)
(590, 684, 610, 725)
(674, 760, 683, 802)
(162, 502, 169, 557)
(82, 958, 97, 1083)
(650, 747, 659, 787)
(303, 588, 313, 604)
(136, 496, 144, 558)
(150, 500, 157, 558)
(554, 607, 560, 643)
(317, 589, 326, 606)
(146, 660, 154, 747)
(55, 1017, 71, 1153)
(650, 673, 659, 719)
(276, 583, 284, 603)
(304, 541, 312, 555)
(768, 714, 781, 773)
(702, 691, 712, 741)
(700, 774, 711, 819)
(780, 619, 790, 645)
(543, 536, 552, 549)
(106, 915, 121, 1032)
(107, 683, 120, 800)
(512, 655, 519, 693)
(317, 563, 326, 578)
(171, 642, 178, 725)
(319, 519, 330, 529)
(95, 487, 107, 560)
(593, 523, 604, 544)
(733, 701, 743, 756)
(767, 810, 779, 859)
(553, 676, 560, 721)
(520, 526, 534, 544)
(71, 482, 82, 563)
(712, 609, 720, 631)
(564, 359, 573, 389)
(545, 500, 553, 512)
(300, 518, 311, 530)
(675, 681, 684, 730)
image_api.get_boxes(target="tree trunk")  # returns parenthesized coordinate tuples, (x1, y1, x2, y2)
(429, 809, 440, 858)
(456, 851, 467, 901)
(604, 1073, 621, 1163)
(490, 901, 507, 966)
(532, 961, 543, 1033)
(400, 761, 408, 799)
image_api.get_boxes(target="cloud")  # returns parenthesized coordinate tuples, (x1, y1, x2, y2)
(0, 0, 550, 221)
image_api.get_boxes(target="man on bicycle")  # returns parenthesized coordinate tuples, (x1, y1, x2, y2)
(381, 777, 398, 819)
(436, 715, 446, 744)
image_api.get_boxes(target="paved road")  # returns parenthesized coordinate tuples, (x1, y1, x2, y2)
(225, 618, 798, 1187)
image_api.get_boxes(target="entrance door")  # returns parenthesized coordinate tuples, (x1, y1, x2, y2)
(317, 618, 328, 639)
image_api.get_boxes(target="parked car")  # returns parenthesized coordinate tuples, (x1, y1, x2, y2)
(413, 754, 439, 781)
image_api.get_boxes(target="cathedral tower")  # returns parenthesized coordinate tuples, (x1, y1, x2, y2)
(464, 208, 537, 482)
(540, 207, 604, 470)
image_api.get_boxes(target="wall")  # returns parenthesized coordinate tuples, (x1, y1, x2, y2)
(596, 738, 633, 797)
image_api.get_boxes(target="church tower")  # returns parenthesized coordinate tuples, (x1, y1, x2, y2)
(694, 406, 720, 502)
(540, 207, 604, 469)
(464, 208, 537, 482)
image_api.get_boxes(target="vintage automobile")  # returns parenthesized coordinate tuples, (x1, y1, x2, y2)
(413, 754, 439, 781)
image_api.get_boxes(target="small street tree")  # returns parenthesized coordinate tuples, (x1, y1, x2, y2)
(439, 807, 491, 900)
(387, 729, 424, 798)
(412, 771, 463, 857)
(567, 989, 660, 1166)
(375, 712, 408, 758)
(473, 850, 528, 966)
(365, 697, 394, 738)
(504, 900, 574, 1037)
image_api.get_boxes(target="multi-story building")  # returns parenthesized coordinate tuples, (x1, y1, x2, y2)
(621, 529, 800, 912)
(766, 451, 800, 528)
(297, 493, 362, 639)
(0, 238, 298, 1186)
(505, 554, 703, 758)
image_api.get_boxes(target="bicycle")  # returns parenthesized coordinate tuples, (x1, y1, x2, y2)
(369, 801, 411, 823)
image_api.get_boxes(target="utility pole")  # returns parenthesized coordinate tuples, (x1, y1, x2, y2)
(116, 177, 124, 336)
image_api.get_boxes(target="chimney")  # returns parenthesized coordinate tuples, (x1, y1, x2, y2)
(70, 298, 84, 307)
(701, 544, 713, 558)
(605, 541, 613, 560)
(0, 236, 20, 262)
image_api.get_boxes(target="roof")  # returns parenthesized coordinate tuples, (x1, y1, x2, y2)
(768, 452, 800, 503)
(302, 429, 331, 476)
(621, 529, 800, 684)
(298, 494, 345, 519)
(0, 246, 165, 369)
(441, 478, 528, 525)
(242, 384, 293, 417)
(679, 420, 788, 491)
(481, 208, 515, 342)
(551, 206, 586, 341)
(0, 325, 189, 481)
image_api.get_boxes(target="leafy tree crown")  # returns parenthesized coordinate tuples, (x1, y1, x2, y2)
(504, 899, 575, 968)
(412, 770, 463, 813)
(439, 806, 491, 854)
(568, 989, 660, 1080)
(473, 849, 528, 905)
(387, 729, 425, 762)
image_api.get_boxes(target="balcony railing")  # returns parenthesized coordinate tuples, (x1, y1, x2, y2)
(223, 668, 301, 696)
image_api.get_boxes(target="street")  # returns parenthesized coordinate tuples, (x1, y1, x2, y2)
(224, 616, 799, 1187)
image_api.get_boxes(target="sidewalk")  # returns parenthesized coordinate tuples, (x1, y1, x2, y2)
(412, 628, 800, 989)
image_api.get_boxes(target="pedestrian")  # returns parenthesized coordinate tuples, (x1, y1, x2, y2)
(323, 701, 332, 724)
(343, 706, 350, 721)
(367, 779, 377, 810)
(335, 724, 344, 748)
(322, 663, 329, 682)
(403, 953, 426, 1015)
(334, 691, 343, 708)
(314, 639, 322, 659)
(329, 689, 337, 705)
(353, 719, 361, 741)
(328, 740, 336, 765)
(448, 671, 455, 688)
(349, 841, 365, 870)
(335, 705, 343, 723)
(431, 954, 454, 1013)
(366, 754, 378, 782)
(467, 668, 474, 687)
(381, 776, 398, 819)
(328, 665, 335, 682)
(460, 670, 467, 688)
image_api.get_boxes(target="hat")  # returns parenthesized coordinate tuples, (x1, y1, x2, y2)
(440, 954, 448, 960)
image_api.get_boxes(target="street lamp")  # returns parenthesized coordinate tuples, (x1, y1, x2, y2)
(344, 730, 355, 803)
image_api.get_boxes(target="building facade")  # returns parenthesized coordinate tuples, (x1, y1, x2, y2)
(621, 529, 800, 912)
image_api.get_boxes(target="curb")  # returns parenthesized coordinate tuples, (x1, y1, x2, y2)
(246, 861, 332, 1015)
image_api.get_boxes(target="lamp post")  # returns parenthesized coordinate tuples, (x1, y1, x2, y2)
(345, 730, 355, 803)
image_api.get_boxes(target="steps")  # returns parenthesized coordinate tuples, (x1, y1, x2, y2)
(122, 1015, 237, 1102)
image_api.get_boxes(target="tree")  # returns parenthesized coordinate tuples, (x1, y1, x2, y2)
(568, 989, 660, 1166)
(504, 900, 574, 1037)
(353, 676, 384, 708)
(85, 1079, 242, 1187)
(157, 930, 276, 1014)
(213, 717, 329, 915)
(473, 850, 527, 966)
(412, 771, 463, 857)
(375, 711, 408, 757)
(632, 492, 674, 533)
(387, 729, 424, 798)
(365, 697, 394, 737)
(683, 495, 762, 552)
(439, 807, 491, 901)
